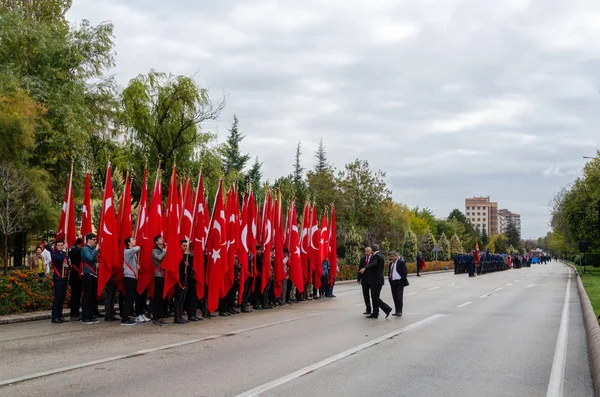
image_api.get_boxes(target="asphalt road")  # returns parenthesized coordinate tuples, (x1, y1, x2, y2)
(0, 261, 592, 397)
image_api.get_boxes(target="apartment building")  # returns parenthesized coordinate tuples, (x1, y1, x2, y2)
(465, 197, 498, 235)
(498, 209, 521, 235)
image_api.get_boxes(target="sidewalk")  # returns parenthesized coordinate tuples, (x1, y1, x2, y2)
(0, 269, 452, 325)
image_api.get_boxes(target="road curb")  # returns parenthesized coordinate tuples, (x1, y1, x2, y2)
(565, 262, 600, 397)
(0, 270, 455, 324)
(0, 307, 106, 326)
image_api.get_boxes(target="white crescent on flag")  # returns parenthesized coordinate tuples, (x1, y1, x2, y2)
(264, 220, 272, 245)
(300, 228, 308, 253)
(309, 225, 319, 250)
(184, 209, 193, 222)
(241, 224, 248, 253)
(104, 197, 112, 213)
(103, 223, 112, 236)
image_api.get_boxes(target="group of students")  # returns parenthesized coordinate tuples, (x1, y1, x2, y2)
(43, 233, 337, 326)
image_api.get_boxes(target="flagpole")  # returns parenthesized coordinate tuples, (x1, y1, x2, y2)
(62, 158, 75, 279)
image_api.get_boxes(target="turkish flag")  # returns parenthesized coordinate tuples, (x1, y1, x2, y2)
(320, 214, 329, 268)
(284, 206, 291, 251)
(180, 178, 194, 242)
(300, 203, 310, 285)
(223, 188, 237, 296)
(56, 166, 76, 248)
(135, 169, 150, 294)
(162, 165, 183, 297)
(238, 194, 249, 305)
(261, 191, 273, 293)
(247, 191, 257, 278)
(273, 191, 285, 298)
(97, 163, 119, 298)
(80, 171, 93, 239)
(288, 202, 304, 294)
(309, 204, 322, 289)
(192, 172, 206, 299)
(328, 205, 337, 285)
(115, 172, 132, 293)
(139, 168, 162, 297)
(206, 180, 226, 313)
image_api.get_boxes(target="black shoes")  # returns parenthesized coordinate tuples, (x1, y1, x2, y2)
(51, 318, 62, 324)
(384, 309, 391, 319)
(363, 311, 372, 315)
(393, 313, 402, 317)
(71, 315, 81, 321)
(367, 314, 379, 319)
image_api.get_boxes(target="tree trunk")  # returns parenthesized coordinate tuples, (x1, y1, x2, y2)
(3, 234, 8, 276)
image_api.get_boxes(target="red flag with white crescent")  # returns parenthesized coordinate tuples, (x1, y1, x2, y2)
(97, 163, 119, 298)
(289, 202, 304, 294)
(205, 180, 226, 313)
(80, 171, 93, 239)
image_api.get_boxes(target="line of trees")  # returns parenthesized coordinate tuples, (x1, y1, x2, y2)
(543, 152, 600, 257)
(0, 1, 526, 273)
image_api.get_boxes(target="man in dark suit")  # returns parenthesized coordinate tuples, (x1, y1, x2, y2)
(388, 251, 408, 316)
(357, 247, 372, 315)
(359, 244, 392, 319)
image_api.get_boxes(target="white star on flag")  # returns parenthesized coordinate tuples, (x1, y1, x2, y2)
(211, 248, 221, 262)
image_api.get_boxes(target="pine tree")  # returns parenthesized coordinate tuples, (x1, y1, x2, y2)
(505, 220, 521, 249)
(220, 115, 250, 177)
(292, 141, 307, 205)
(480, 224, 489, 248)
(245, 156, 262, 193)
(421, 228, 437, 261)
(293, 141, 304, 185)
(402, 228, 418, 262)
(439, 232, 450, 261)
(315, 138, 331, 173)
(450, 233, 463, 257)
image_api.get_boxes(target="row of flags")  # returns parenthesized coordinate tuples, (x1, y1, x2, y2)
(55, 163, 337, 314)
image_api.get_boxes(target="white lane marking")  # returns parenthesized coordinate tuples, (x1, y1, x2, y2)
(0, 313, 324, 387)
(527, 284, 536, 288)
(494, 287, 503, 292)
(233, 314, 445, 397)
(448, 282, 456, 286)
(480, 293, 492, 298)
(405, 292, 417, 296)
(514, 280, 520, 283)
(427, 286, 440, 291)
(506, 283, 513, 287)
(355, 303, 364, 307)
(456, 301, 472, 308)
(545, 275, 571, 397)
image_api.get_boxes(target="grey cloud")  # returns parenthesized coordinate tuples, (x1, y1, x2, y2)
(67, 0, 600, 238)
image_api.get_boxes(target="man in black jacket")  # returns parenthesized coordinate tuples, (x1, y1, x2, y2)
(50, 240, 69, 323)
(357, 247, 372, 315)
(68, 238, 84, 321)
(359, 244, 392, 319)
(388, 251, 408, 316)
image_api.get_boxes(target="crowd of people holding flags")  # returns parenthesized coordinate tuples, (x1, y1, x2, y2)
(43, 162, 338, 326)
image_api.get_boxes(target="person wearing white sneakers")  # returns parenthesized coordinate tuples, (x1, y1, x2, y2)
(121, 237, 140, 326)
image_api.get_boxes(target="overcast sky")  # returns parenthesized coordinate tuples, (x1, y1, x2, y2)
(67, 0, 600, 239)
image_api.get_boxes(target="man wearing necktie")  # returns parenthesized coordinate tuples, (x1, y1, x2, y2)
(357, 247, 372, 315)
(359, 244, 392, 319)
(389, 251, 408, 317)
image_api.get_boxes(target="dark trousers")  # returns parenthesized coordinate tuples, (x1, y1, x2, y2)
(153, 277, 165, 319)
(69, 277, 82, 316)
(135, 291, 147, 317)
(122, 277, 137, 322)
(174, 284, 187, 320)
(252, 277, 262, 307)
(185, 278, 197, 318)
(242, 277, 253, 308)
(104, 278, 117, 318)
(82, 274, 97, 321)
(285, 279, 293, 302)
(263, 279, 272, 307)
(362, 283, 371, 312)
(390, 280, 404, 314)
(370, 284, 391, 316)
(226, 282, 238, 311)
(52, 278, 68, 320)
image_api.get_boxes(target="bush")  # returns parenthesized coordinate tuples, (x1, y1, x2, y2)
(334, 259, 454, 281)
(0, 270, 61, 315)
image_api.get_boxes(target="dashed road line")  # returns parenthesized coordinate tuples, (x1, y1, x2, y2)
(427, 287, 440, 291)
(494, 287, 503, 292)
(480, 293, 492, 298)
(456, 301, 472, 308)
(527, 284, 536, 288)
